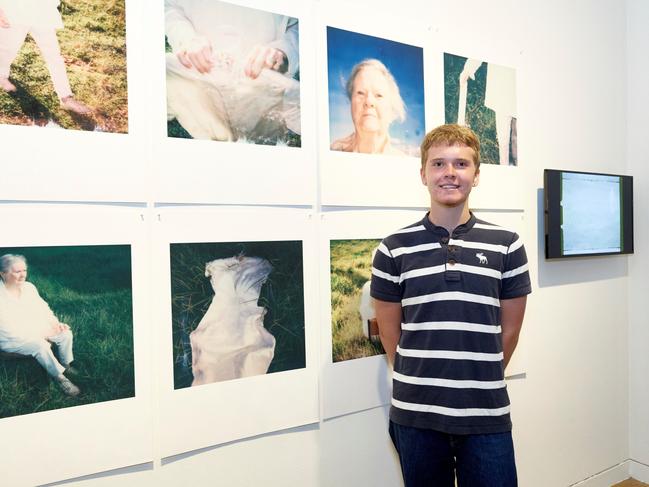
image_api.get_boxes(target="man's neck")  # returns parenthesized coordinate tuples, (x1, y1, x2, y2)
(428, 203, 471, 234)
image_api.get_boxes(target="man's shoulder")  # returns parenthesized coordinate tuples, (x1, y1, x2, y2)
(470, 218, 520, 246)
(381, 218, 430, 250)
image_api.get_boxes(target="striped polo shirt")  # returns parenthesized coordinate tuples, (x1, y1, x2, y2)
(370, 212, 532, 435)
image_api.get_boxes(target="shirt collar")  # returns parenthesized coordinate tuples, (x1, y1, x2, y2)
(421, 211, 477, 238)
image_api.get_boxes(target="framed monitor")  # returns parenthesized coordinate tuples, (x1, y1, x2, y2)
(544, 169, 634, 259)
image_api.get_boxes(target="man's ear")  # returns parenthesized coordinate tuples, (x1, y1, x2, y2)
(420, 166, 427, 185)
(473, 170, 480, 187)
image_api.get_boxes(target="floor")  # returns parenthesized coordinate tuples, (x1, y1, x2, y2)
(612, 479, 649, 487)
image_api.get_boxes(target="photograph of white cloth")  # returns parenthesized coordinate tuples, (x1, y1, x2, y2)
(165, 0, 300, 141)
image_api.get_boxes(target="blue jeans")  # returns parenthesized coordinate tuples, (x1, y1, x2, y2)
(389, 421, 518, 487)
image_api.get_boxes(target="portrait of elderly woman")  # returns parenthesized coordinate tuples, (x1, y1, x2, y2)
(327, 27, 425, 157)
(0, 245, 135, 420)
(330, 59, 405, 155)
(0, 254, 80, 396)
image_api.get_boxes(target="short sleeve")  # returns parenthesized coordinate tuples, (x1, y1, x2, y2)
(370, 241, 402, 303)
(501, 233, 532, 299)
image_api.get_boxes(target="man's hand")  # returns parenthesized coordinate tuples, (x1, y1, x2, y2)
(0, 8, 10, 28)
(244, 45, 288, 79)
(374, 299, 402, 366)
(177, 37, 214, 74)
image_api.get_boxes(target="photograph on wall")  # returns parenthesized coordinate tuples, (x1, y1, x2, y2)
(330, 239, 384, 362)
(444, 52, 517, 166)
(0, 245, 134, 419)
(165, 0, 301, 147)
(326, 26, 425, 157)
(170, 240, 306, 388)
(0, 0, 128, 132)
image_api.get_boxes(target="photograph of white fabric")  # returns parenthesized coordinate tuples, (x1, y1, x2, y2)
(165, 0, 301, 145)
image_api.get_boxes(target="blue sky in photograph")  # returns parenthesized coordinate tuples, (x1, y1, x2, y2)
(326, 26, 426, 156)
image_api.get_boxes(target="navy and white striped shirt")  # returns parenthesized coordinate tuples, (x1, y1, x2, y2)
(371, 212, 531, 435)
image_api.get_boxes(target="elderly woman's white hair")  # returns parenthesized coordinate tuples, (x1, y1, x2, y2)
(345, 58, 406, 124)
(0, 254, 27, 278)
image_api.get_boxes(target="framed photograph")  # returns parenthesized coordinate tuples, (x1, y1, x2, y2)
(441, 51, 523, 210)
(165, 0, 301, 147)
(0, 0, 149, 203)
(0, 204, 151, 487)
(444, 52, 517, 167)
(316, 3, 437, 208)
(330, 238, 384, 363)
(154, 206, 318, 457)
(326, 26, 425, 157)
(154, 0, 316, 206)
(0, 0, 127, 132)
(0, 244, 134, 419)
(170, 240, 306, 389)
(319, 209, 424, 419)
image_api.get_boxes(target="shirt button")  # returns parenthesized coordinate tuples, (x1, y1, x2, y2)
(448, 259, 457, 266)
(441, 237, 449, 244)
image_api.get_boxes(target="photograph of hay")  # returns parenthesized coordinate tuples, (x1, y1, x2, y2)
(326, 26, 425, 157)
(165, 0, 301, 147)
(0, 245, 135, 420)
(444, 52, 517, 166)
(170, 240, 306, 388)
(0, 0, 128, 132)
(330, 239, 385, 362)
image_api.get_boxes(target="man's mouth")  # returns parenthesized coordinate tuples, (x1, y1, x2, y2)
(439, 184, 459, 189)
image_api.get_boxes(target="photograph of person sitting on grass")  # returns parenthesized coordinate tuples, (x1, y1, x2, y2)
(0, 245, 135, 420)
(0, 0, 127, 132)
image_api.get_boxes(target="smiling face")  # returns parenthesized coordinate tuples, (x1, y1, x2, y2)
(1, 260, 28, 288)
(420, 143, 479, 209)
(350, 66, 393, 135)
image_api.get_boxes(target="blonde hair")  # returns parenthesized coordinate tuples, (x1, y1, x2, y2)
(420, 124, 480, 170)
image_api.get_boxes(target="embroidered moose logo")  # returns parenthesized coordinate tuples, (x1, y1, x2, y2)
(476, 252, 488, 264)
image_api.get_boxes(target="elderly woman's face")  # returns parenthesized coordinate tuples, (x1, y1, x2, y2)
(2, 261, 27, 287)
(350, 67, 393, 135)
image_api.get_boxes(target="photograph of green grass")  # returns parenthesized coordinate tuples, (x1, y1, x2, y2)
(170, 241, 306, 389)
(0, 245, 135, 419)
(0, 0, 128, 132)
(330, 239, 384, 362)
(444, 52, 517, 166)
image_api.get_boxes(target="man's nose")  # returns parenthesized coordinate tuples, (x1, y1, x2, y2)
(443, 163, 457, 177)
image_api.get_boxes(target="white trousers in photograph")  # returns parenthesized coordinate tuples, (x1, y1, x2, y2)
(0, 24, 72, 99)
(1, 329, 74, 377)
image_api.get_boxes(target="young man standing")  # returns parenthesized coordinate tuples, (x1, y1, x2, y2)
(371, 124, 531, 486)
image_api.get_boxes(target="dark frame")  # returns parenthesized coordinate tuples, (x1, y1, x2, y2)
(544, 168, 634, 259)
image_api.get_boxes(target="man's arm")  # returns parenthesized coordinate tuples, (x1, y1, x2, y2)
(500, 295, 527, 369)
(374, 298, 402, 366)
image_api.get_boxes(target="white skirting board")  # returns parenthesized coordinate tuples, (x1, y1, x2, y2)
(569, 461, 629, 487)
(630, 460, 649, 483)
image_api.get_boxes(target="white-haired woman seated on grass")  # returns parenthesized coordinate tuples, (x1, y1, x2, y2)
(331, 59, 406, 155)
(0, 254, 80, 396)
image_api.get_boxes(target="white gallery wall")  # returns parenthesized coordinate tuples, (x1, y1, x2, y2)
(0, 0, 645, 486)
(628, 0, 649, 481)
